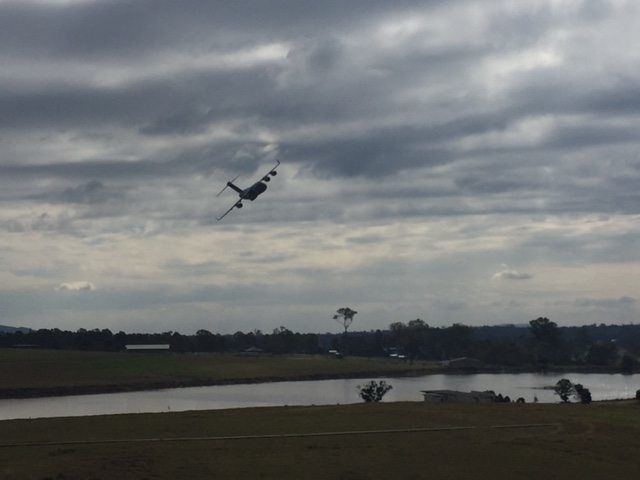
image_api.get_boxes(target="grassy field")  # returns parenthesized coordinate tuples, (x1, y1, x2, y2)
(0, 348, 438, 397)
(0, 401, 638, 479)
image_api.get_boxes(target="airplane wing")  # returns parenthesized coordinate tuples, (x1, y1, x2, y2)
(260, 159, 280, 181)
(216, 200, 243, 221)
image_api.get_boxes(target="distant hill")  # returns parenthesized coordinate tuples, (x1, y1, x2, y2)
(0, 324, 31, 334)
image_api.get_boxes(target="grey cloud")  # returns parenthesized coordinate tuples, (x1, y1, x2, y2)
(454, 174, 541, 195)
(56, 281, 96, 292)
(507, 71, 640, 121)
(578, 0, 615, 21)
(31, 212, 76, 234)
(0, 154, 218, 181)
(575, 296, 636, 309)
(519, 229, 640, 265)
(0, 1, 169, 60)
(0, 160, 156, 180)
(0, 219, 26, 233)
(162, 259, 222, 277)
(236, 253, 294, 265)
(2, 1, 636, 190)
(487, 300, 527, 309)
(0, 67, 278, 131)
(58, 180, 119, 204)
(584, 84, 640, 116)
(544, 124, 640, 151)
(346, 235, 385, 245)
(432, 299, 468, 311)
(138, 109, 214, 136)
(0, 210, 85, 235)
(297, 38, 346, 73)
(288, 132, 454, 178)
(1, 0, 640, 331)
(0, 1, 452, 60)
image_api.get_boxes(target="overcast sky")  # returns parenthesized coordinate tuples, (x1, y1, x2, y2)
(1, 0, 639, 334)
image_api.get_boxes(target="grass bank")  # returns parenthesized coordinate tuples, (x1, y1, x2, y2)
(0, 348, 439, 398)
(1, 401, 639, 479)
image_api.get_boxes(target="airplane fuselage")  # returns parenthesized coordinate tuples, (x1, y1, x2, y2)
(227, 181, 267, 201)
(242, 181, 267, 201)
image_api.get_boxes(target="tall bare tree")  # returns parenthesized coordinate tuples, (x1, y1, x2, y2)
(333, 307, 358, 333)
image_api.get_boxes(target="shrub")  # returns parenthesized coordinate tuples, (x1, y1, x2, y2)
(357, 380, 393, 403)
(636, 389, 640, 402)
(554, 378, 574, 403)
(574, 384, 592, 404)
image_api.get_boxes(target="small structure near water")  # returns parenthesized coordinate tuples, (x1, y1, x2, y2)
(422, 390, 496, 404)
(240, 346, 265, 356)
(124, 344, 170, 352)
(439, 357, 483, 370)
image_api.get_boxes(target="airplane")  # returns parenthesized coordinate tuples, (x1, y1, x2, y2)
(216, 160, 280, 221)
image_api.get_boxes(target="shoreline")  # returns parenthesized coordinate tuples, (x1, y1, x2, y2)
(0, 368, 434, 400)
(1, 364, 637, 400)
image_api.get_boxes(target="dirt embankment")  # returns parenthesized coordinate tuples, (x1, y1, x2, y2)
(2, 363, 635, 400)
(0, 368, 432, 399)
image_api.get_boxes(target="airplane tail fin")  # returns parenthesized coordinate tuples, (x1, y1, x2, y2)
(216, 174, 240, 197)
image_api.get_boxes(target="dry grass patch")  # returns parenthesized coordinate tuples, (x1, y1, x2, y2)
(1, 401, 639, 479)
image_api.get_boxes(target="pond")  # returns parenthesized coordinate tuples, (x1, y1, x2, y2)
(0, 372, 638, 421)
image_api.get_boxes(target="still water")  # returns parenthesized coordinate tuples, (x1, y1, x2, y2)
(1, 373, 638, 421)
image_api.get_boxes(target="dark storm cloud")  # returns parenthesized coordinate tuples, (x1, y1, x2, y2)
(0, 66, 279, 131)
(288, 134, 454, 178)
(544, 124, 640, 150)
(2, 0, 637, 197)
(584, 84, 640, 116)
(0, 0, 452, 59)
(507, 72, 640, 120)
(0, 144, 251, 181)
(0, 1, 166, 60)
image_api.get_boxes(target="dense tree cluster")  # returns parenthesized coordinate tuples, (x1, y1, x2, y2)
(1, 318, 639, 371)
(554, 378, 593, 404)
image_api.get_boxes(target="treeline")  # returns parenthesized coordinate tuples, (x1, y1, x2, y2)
(0, 326, 322, 355)
(383, 318, 640, 370)
(1, 318, 640, 370)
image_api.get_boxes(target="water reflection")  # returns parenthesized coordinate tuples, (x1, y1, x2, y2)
(0, 372, 638, 421)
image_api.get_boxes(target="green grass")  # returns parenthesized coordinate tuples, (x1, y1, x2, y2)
(0, 348, 438, 394)
(0, 401, 639, 479)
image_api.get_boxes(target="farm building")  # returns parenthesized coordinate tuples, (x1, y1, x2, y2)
(124, 344, 170, 352)
(240, 346, 265, 355)
(439, 357, 483, 369)
(422, 390, 496, 404)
